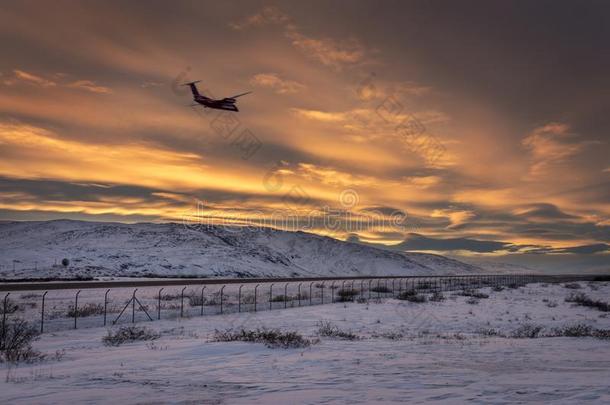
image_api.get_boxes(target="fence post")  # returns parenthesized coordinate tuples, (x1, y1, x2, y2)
(220, 285, 226, 314)
(309, 282, 314, 306)
(103, 289, 110, 326)
(321, 282, 325, 305)
(131, 289, 138, 323)
(158, 288, 164, 320)
(297, 283, 302, 307)
(74, 290, 81, 329)
(180, 286, 187, 318)
(331, 281, 336, 303)
(254, 284, 260, 312)
(368, 280, 372, 299)
(284, 283, 289, 309)
(1, 293, 8, 350)
(269, 284, 274, 310)
(41, 291, 48, 333)
(238, 285, 243, 313)
(200, 286, 206, 316)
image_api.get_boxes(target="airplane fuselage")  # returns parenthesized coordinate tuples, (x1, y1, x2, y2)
(194, 95, 239, 112)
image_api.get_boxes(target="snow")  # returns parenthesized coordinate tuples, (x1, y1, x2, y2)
(2, 282, 610, 404)
(0, 220, 479, 279)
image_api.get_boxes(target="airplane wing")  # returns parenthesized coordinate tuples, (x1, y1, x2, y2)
(227, 91, 252, 99)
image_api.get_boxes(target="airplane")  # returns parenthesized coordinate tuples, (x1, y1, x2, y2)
(182, 80, 251, 112)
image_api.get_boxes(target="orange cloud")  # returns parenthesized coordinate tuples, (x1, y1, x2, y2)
(522, 122, 584, 177)
(67, 80, 112, 94)
(12, 69, 56, 87)
(250, 73, 305, 94)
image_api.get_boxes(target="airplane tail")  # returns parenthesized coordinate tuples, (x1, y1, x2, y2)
(182, 80, 202, 97)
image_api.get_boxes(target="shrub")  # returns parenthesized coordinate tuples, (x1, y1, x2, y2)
(370, 285, 391, 293)
(511, 324, 544, 338)
(459, 289, 489, 299)
(294, 293, 309, 301)
(336, 289, 358, 302)
(67, 303, 104, 318)
(0, 298, 20, 314)
(555, 324, 593, 337)
(0, 318, 41, 363)
(20, 293, 40, 300)
(563, 283, 581, 289)
(102, 326, 160, 346)
(429, 291, 445, 302)
(565, 292, 610, 312)
(316, 321, 359, 340)
(375, 331, 403, 340)
(270, 295, 292, 302)
(214, 328, 313, 348)
(594, 329, 610, 339)
(188, 294, 205, 307)
(507, 283, 519, 289)
(241, 294, 256, 304)
(565, 292, 588, 303)
(397, 290, 427, 303)
(465, 297, 480, 305)
(492, 285, 504, 292)
(546, 300, 558, 308)
(477, 328, 499, 336)
(160, 293, 181, 301)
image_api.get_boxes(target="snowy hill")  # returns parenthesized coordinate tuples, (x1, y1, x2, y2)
(0, 220, 480, 279)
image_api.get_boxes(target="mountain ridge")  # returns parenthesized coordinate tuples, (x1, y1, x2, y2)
(0, 220, 481, 279)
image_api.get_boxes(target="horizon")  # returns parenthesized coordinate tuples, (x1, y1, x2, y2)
(0, 1, 608, 273)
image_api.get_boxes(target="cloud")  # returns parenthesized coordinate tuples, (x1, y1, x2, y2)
(285, 31, 365, 69)
(431, 209, 476, 229)
(250, 73, 305, 94)
(391, 233, 610, 255)
(0, 121, 259, 193)
(231, 6, 366, 69)
(12, 69, 56, 87)
(291, 108, 347, 122)
(395, 233, 512, 253)
(229, 6, 292, 30)
(3, 69, 111, 94)
(555, 243, 609, 254)
(514, 203, 577, 221)
(67, 80, 112, 94)
(293, 162, 375, 187)
(522, 122, 585, 177)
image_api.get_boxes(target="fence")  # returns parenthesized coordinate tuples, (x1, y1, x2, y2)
(1, 273, 608, 343)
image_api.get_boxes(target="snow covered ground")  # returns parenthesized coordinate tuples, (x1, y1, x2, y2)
(2, 282, 610, 404)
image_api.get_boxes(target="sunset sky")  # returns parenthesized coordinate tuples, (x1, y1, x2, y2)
(0, 1, 608, 271)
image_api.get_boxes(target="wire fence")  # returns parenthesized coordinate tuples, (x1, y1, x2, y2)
(1, 273, 608, 341)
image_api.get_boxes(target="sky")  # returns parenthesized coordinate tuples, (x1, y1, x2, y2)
(0, 0, 608, 272)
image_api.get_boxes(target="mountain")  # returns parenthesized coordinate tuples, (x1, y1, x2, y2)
(0, 220, 481, 279)
(457, 259, 538, 274)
